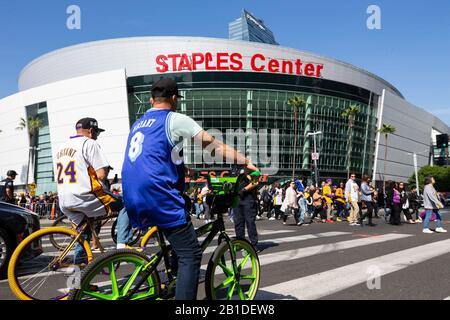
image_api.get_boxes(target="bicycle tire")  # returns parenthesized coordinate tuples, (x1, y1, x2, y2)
(49, 216, 73, 250)
(68, 249, 161, 300)
(139, 227, 158, 248)
(8, 227, 93, 300)
(111, 219, 142, 246)
(205, 238, 260, 300)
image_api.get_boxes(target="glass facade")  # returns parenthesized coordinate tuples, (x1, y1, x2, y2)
(25, 102, 57, 194)
(127, 72, 378, 180)
(229, 9, 278, 45)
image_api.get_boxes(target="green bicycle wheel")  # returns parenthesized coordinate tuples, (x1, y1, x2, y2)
(68, 249, 160, 300)
(205, 239, 260, 300)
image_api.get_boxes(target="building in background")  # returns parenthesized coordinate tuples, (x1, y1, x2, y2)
(0, 36, 449, 194)
(229, 9, 279, 45)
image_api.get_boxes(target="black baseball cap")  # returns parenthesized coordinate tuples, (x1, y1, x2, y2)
(7, 170, 17, 177)
(76, 118, 105, 132)
(151, 78, 183, 98)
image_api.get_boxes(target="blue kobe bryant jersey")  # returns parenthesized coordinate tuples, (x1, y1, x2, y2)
(122, 109, 186, 229)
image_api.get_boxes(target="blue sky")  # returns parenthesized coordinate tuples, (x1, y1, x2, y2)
(1, 0, 449, 125)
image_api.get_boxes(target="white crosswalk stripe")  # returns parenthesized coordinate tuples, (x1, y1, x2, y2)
(7, 220, 450, 300)
(200, 233, 411, 269)
(256, 238, 450, 300)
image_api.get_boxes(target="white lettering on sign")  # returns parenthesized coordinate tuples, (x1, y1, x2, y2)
(155, 52, 324, 78)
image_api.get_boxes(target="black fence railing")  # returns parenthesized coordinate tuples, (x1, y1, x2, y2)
(18, 201, 62, 220)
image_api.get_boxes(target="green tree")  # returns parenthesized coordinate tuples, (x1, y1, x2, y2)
(408, 165, 450, 192)
(16, 116, 44, 189)
(378, 123, 396, 192)
(342, 104, 360, 179)
(287, 96, 306, 180)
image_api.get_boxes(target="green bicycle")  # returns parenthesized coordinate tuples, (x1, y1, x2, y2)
(68, 172, 261, 300)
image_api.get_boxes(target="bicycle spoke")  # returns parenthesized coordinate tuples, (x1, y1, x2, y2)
(226, 282, 236, 300)
(240, 274, 256, 280)
(120, 265, 144, 295)
(109, 262, 119, 297)
(214, 276, 234, 291)
(83, 290, 113, 300)
(236, 283, 247, 300)
(217, 261, 234, 278)
(237, 252, 251, 272)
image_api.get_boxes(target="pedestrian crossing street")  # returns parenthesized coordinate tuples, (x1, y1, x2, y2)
(3, 217, 450, 300)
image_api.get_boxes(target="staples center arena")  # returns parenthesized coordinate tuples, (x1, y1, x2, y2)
(0, 36, 449, 194)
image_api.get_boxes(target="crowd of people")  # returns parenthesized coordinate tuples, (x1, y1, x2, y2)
(185, 173, 448, 234)
(11, 191, 60, 217)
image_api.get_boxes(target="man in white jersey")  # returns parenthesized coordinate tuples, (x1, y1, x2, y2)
(55, 118, 132, 253)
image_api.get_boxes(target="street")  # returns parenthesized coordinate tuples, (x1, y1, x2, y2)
(1, 209, 450, 300)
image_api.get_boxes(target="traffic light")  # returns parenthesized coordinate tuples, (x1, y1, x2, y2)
(436, 134, 449, 148)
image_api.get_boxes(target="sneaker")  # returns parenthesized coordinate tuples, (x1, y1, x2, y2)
(423, 228, 434, 234)
(283, 222, 287, 225)
(326, 219, 334, 223)
(337, 217, 342, 222)
(230, 218, 234, 223)
(297, 222, 303, 226)
(256, 215, 262, 220)
(435, 227, 448, 233)
(269, 217, 276, 221)
(417, 217, 423, 223)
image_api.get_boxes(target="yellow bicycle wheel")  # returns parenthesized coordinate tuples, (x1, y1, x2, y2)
(8, 226, 93, 300)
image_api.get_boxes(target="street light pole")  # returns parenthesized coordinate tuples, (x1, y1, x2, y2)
(407, 149, 428, 196)
(307, 131, 322, 187)
(413, 152, 420, 197)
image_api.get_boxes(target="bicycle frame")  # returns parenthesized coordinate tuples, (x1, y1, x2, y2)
(50, 215, 116, 267)
(122, 209, 238, 300)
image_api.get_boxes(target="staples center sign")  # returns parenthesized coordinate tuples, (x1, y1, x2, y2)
(155, 52, 324, 78)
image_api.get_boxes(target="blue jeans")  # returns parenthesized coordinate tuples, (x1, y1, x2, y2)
(162, 221, 202, 300)
(297, 198, 306, 223)
(116, 207, 133, 244)
(194, 203, 203, 218)
(423, 209, 442, 229)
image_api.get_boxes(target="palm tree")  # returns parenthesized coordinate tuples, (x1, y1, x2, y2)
(342, 104, 360, 179)
(287, 96, 306, 180)
(16, 116, 44, 190)
(378, 123, 396, 193)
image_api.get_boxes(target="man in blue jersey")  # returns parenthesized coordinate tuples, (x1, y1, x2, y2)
(122, 78, 258, 300)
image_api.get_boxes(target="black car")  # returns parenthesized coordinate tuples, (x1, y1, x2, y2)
(0, 202, 40, 279)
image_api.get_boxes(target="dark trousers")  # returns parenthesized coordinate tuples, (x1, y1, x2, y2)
(234, 199, 258, 247)
(335, 201, 346, 218)
(283, 207, 298, 223)
(162, 221, 202, 300)
(261, 201, 272, 218)
(360, 201, 374, 224)
(402, 208, 413, 221)
(273, 205, 282, 219)
(390, 204, 401, 225)
(312, 205, 325, 220)
(410, 202, 420, 219)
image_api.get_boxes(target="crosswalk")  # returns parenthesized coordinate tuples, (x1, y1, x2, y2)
(6, 218, 450, 300)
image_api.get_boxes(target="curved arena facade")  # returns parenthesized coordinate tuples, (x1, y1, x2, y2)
(0, 37, 449, 194)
